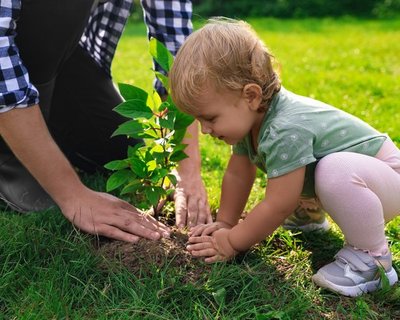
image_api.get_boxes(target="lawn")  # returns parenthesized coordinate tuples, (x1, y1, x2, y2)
(1, 18, 399, 319)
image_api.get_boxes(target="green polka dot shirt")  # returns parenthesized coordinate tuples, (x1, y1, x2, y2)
(233, 87, 387, 196)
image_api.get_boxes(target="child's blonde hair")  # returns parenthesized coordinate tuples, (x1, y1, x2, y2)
(170, 18, 281, 114)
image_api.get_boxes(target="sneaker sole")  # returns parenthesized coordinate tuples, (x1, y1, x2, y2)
(283, 219, 330, 232)
(312, 268, 398, 297)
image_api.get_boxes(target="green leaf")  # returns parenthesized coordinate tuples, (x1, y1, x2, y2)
(147, 90, 162, 110)
(129, 158, 147, 178)
(150, 168, 169, 183)
(141, 127, 159, 139)
(104, 160, 129, 171)
(174, 112, 195, 130)
(172, 143, 188, 153)
(157, 101, 169, 112)
(159, 111, 176, 130)
(118, 83, 148, 102)
(167, 174, 177, 186)
(127, 143, 144, 158)
(163, 95, 194, 129)
(171, 128, 187, 144)
(106, 170, 134, 192)
(149, 38, 174, 72)
(152, 151, 168, 162)
(146, 159, 157, 172)
(114, 100, 153, 119)
(164, 95, 178, 111)
(112, 120, 143, 137)
(212, 288, 226, 306)
(154, 71, 169, 91)
(144, 186, 165, 207)
(151, 144, 164, 153)
(120, 180, 142, 195)
(169, 150, 189, 162)
(256, 311, 286, 320)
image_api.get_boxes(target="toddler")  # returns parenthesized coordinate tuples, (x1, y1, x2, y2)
(169, 18, 399, 297)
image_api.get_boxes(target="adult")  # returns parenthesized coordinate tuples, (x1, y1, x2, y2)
(0, 0, 211, 242)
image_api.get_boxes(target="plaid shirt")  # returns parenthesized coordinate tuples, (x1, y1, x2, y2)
(0, 0, 192, 113)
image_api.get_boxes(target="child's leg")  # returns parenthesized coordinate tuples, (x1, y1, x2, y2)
(312, 139, 400, 296)
(315, 141, 400, 255)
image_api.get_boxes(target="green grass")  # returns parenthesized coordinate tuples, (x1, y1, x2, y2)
(1, 18, 400, 319)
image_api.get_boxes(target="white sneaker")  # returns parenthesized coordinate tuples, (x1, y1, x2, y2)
(312, 245, 398, 297)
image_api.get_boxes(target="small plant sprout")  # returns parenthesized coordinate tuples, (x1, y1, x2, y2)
(105, 38, 194, 219)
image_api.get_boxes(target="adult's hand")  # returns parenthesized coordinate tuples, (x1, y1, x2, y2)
(0, 106, 169, 242)
(60, 187, 170, 243)
(173, 121, 212, 227)
(173, 166, 212, 228)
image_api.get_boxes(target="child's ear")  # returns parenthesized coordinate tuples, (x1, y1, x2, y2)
(242, 84, 262, 111)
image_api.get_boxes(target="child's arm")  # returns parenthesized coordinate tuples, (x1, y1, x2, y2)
(228, 166, 305, 251)
(189, 154, 256, 235)
(188, 166, 305, 262)
(218, 154, 257, 225)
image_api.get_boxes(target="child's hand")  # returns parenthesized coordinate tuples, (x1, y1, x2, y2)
(187, 228, 238, 263)
(189, 221, 233, 237)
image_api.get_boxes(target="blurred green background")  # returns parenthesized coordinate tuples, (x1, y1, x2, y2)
(130, 0, 400, 21)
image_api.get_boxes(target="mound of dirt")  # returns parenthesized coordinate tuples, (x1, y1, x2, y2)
(97, 228, 211, 282)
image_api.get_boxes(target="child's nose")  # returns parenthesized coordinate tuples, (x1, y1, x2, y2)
(200, 122, 212, 135)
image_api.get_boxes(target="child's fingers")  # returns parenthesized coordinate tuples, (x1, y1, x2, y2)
(189, 224, 208, 236)
(190, 247, 218, 257)
(201, 224, 219, 236)
(186, 240, 213, 251)
(187, 239, 217, 257)
(205, 255, 226, 263)
(188, 235, 213, 243)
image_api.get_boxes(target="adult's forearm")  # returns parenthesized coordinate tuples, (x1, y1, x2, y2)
(0, 105, 84, 206)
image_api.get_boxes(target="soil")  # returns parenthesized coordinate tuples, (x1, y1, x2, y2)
(96, 225, 211, 283)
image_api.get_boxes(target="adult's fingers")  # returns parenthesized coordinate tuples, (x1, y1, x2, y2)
(117, 209, 170, 239)
(174, 188, 187, 227)
(196, 199, 212, 225)
(96, 224, 141, 243)
(137, 211, 170, 234)
(186, 195, 199, 227)
(206, 209, 213, 224)
(119, 197, 170, 232)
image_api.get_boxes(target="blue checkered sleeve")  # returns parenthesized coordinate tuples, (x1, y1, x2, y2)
(0, 0, 39, 113)
(141, 0, 193, 95)
(80, 0, 134, 77)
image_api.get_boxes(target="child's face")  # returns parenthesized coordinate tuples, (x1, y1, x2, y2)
(193, 86, 263, 145)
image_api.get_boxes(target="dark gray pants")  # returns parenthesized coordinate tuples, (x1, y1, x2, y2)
(0, 0, 138, 212)
(1, 0, 138, 172)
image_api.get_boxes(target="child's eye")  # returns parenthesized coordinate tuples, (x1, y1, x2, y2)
(206, 116, 216, 123)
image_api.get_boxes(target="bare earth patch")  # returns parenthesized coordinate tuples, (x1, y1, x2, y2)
(96, 226, 211, 283)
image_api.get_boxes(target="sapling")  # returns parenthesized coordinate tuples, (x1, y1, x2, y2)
(105, 38, 194, 219)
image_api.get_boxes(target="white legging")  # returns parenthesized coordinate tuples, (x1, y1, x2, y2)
(315, 137, 400, 256)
